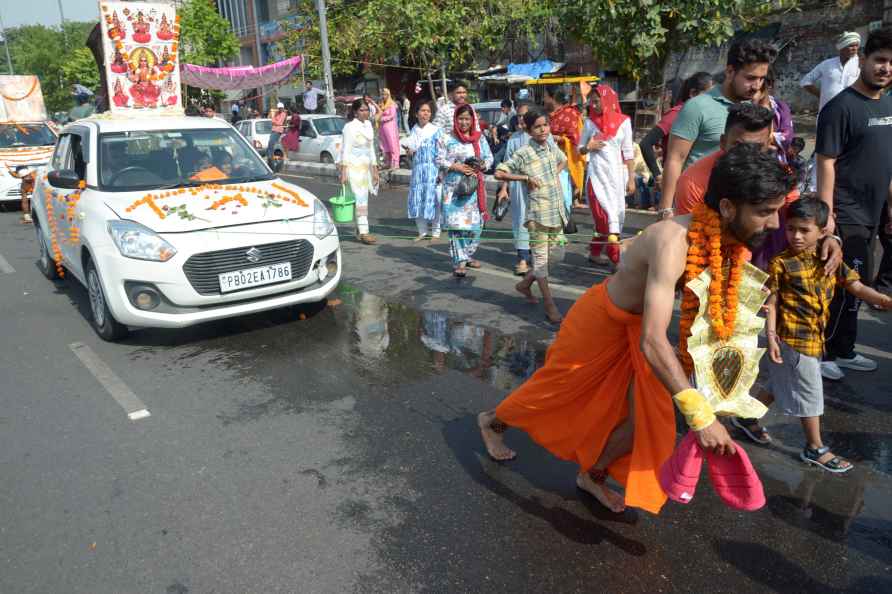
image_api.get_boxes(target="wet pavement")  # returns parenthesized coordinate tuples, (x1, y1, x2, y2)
(1, 179, 891, 592)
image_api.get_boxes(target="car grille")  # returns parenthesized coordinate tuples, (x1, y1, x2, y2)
(182, 239, 315, 295)
(4, 187, 21, 198)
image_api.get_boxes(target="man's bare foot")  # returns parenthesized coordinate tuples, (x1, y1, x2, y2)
(576, 472, 626, 513)
(478, 412, 516, 461)
(515, 282, 538, 304)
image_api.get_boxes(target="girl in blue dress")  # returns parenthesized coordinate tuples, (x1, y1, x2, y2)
(405, 101, 443, 240)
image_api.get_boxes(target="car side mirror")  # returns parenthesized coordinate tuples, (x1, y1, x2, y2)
(48, 169, 82, 189)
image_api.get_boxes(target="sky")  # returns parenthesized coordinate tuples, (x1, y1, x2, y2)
(1, 0, 100, 29)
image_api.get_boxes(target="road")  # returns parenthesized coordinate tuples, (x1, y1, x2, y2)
(1, 175, 890, 593)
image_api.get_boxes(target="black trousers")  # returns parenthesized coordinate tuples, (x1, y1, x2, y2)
(825, 223, 875, 360)
(875, 208, 892, 292)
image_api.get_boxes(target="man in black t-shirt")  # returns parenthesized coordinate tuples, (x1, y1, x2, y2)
(816, 26, 892, 380)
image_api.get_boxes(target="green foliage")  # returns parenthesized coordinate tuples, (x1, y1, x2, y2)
(61, 48, 101, 93)
(557, 0, 798, 80)
(5, 21, 98, 113)
(178, 0, 240, 66)
(277, 0, 551, 83)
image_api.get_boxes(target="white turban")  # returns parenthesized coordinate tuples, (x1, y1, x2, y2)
(836, 31, 861, 50)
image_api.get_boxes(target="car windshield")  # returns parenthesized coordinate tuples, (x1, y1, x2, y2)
(98, 128, 273, 191)
(314, 117, 345, 136)
(254, 120, 272, 134)
(0, 123, 56, 148)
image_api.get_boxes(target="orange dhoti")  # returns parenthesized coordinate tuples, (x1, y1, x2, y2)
(495, 282, 677, 513)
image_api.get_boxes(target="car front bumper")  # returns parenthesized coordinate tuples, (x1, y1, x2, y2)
(93, 227, 341, 328)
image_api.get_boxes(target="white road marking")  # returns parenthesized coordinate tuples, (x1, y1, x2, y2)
(280, 173, 315, 180)
(0, 253, 15, 274)
(68, 342, 151, 421)
(472, 266, 587, 296)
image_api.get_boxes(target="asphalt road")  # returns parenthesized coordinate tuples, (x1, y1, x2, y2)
(1, 175, 891, 593)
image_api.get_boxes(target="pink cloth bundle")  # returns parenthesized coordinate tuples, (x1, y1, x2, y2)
(658, 431, 765, 511)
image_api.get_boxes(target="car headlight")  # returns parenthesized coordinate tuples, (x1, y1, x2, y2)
(107, 220, 177, 262)
(313, 198, 335, 239)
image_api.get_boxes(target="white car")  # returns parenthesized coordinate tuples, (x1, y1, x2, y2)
(0, 121, 57, 206)
(292, 114, 345, 163)
(30, 116, 341, 341)
(234, 117, 275, 154)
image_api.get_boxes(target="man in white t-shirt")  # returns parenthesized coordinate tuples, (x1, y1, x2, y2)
(800, 31, 861, 113)
(303, 81, 324, 113)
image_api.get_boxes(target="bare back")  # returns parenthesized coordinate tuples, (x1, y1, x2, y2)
(607, 214, 692, 315)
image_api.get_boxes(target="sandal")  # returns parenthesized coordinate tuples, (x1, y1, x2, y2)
(466, 260, 482, 269)
(453, 268, 467, 278)
(731, 417, 772, 445)
(801, 446, 853, 473)
(412, 234, 428, 242)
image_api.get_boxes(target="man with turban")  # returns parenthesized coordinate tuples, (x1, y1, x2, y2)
(800, 31, 862, 114)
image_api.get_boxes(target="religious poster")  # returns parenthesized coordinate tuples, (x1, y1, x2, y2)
(0, 76, 48, 122)
(98, 1, 182, 115)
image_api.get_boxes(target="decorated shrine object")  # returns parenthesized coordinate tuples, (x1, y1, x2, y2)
(685, 262, 770, 421)
(0, 76, 48, 122)
(99, 1, 182, 115)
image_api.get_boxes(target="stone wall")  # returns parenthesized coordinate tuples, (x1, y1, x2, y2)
(662, 0, 884, 113)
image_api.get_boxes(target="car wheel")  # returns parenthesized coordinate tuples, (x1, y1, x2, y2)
(85, 257, 129, 342)
(320, 152, 334, 164)
(35, 221, 61, 280)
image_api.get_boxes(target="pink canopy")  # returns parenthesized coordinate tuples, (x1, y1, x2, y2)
(180, 56, 303, 90)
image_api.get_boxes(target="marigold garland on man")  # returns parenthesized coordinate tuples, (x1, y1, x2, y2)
(478, 144, 810, 514)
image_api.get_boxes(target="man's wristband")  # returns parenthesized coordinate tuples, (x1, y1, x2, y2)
(829, 234, 842, 245)
(672, 388, 716, 431)
(659, 207, 674, 218)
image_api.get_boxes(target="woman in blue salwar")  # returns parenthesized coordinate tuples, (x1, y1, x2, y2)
(436, 104, 493, 277)
(405, 101, 443, 240)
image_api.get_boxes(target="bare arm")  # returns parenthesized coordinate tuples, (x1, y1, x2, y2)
(802, 84, 820, 98)
(639, 225, 736, 453)
(847, 280, 892, 309)
(764, 293, 783, 364)
(639, 229, 691, 394)
(659, 135, 693, 213)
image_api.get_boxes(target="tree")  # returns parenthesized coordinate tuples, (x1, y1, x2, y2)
(556, 0, 798, 82)
(178, 0, 240, 66)
(6, 21, 97, 114)
(277, 0, 550, 86)
(61, 48, 101, 94)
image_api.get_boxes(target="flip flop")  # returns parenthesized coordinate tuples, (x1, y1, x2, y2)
(658, 431, 704, 504)
(705, 441, 766, 511)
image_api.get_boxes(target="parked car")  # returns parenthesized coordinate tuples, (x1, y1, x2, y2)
(234, 117, 275, 154)
(30, 116, 341, 341)
(291, 114, 346, 164)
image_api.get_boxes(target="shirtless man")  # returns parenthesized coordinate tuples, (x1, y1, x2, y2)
(478, 144, 800, 514)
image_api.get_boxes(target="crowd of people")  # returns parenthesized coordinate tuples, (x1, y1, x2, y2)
(473, 26, 892, 516)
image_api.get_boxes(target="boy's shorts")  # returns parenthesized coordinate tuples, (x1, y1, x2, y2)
(768, 340, 824, 417)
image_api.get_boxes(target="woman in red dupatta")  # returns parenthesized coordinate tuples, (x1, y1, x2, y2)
(435, 104, 494, 277)
(580, 84, 636, 266)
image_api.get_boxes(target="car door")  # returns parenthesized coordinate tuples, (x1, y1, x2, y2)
(46, 130, 89, 276)
(298, 120, 318, 161)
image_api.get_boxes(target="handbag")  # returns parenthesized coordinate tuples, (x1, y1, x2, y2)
(563, 205, 578, 235)
(454, 173, 477, 198)
(492, 195, 509, 221)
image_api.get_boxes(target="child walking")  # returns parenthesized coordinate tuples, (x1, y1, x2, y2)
(495, 109, 568, 325)
(738, 197, 891, 472)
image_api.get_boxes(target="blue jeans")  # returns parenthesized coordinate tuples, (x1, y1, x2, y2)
(267, 132, 282, 158)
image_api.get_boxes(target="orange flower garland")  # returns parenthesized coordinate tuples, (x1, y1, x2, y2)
(678, 203, 749, 376)
(125, 183, 310, 219)
(43, 192, 64, 278)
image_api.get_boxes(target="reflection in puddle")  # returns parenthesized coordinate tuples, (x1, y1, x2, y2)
(342, 285, 546, 393)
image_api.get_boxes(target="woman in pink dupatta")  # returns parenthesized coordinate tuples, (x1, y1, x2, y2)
(376, 88, 401, 169)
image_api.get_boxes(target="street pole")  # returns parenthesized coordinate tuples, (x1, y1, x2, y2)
(0, 11, 13, 75)
(56, 0, 68, 50)
(315, 0, 336, 115)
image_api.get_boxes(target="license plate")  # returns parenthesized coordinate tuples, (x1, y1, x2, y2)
(218, 262, 292, 293)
